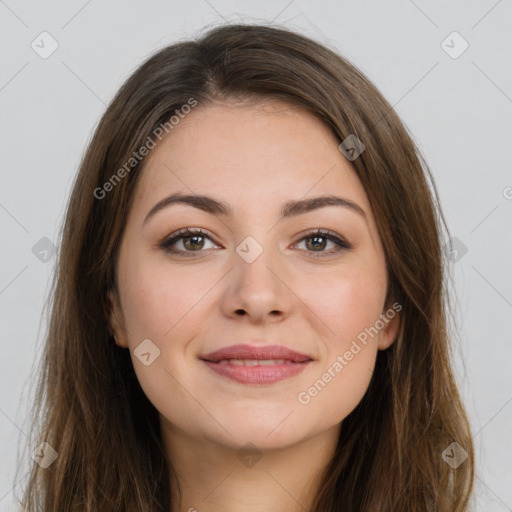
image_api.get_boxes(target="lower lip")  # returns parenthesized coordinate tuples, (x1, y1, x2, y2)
(201, 360, 311, 384)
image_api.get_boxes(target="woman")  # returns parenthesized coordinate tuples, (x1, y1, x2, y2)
(16, 23, 475, 511)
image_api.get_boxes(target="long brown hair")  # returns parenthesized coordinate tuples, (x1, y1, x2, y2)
(15, 23, 475, 511)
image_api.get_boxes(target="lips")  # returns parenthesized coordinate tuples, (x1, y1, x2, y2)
(199, 344, 313, 384)
(199, 344, 313, 363)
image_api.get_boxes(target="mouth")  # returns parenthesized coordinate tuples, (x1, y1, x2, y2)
(199, 344, 313, 384)
(212, 359, 298, 365)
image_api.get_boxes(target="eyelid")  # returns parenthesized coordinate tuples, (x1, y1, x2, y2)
(292, 228, 351, 246)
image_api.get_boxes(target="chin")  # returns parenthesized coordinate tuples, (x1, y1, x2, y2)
(209, 408, 317, 450)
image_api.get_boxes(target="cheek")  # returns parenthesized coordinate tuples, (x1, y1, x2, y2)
(299, 264, 387, 344)
(292, 266, 384, 417)
(119, 257, 215, 343)
(298, 346, 377, 430)
(117, 259, 213, 424)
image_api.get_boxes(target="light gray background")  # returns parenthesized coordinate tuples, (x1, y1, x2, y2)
(1, 1, 511, 510)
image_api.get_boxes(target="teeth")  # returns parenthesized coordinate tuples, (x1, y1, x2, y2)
(216, 359, 287, 365)
(258, 359, 285, 366)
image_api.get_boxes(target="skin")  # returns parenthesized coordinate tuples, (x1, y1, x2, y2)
(108, 99, 400, 512)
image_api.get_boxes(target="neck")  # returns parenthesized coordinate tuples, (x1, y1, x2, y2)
(161, 421, 340, 512)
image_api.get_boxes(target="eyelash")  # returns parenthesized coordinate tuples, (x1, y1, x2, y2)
(159, 228, 352, 258)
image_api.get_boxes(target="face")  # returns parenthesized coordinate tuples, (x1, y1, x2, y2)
(108, 99, 400, 451)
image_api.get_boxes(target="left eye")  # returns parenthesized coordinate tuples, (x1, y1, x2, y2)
(293, 230, 351, 256)
(159, 228, 351, 257)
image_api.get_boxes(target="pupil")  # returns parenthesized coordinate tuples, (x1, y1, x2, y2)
(185, 235, 204, 250)
(308, 236, 325, 251)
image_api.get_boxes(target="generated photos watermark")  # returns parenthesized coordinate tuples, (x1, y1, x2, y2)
(297, 301, 402, 405)
(94, 97, 198, 200)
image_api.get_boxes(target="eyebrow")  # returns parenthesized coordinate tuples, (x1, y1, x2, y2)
(143, 192, 367, 225)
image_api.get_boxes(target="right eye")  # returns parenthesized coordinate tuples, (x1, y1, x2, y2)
(159, 228, 221, 256)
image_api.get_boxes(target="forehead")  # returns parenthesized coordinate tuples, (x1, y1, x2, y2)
(133, 99, 373, 221)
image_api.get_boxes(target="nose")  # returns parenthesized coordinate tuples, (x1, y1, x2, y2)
(219, 242, 294, 324)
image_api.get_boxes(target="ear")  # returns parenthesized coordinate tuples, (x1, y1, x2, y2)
(107, 288, 129, 348)
(377, 301, 401, 351)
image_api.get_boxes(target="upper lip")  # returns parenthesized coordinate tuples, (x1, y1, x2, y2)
(199, 344, 313, 363)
